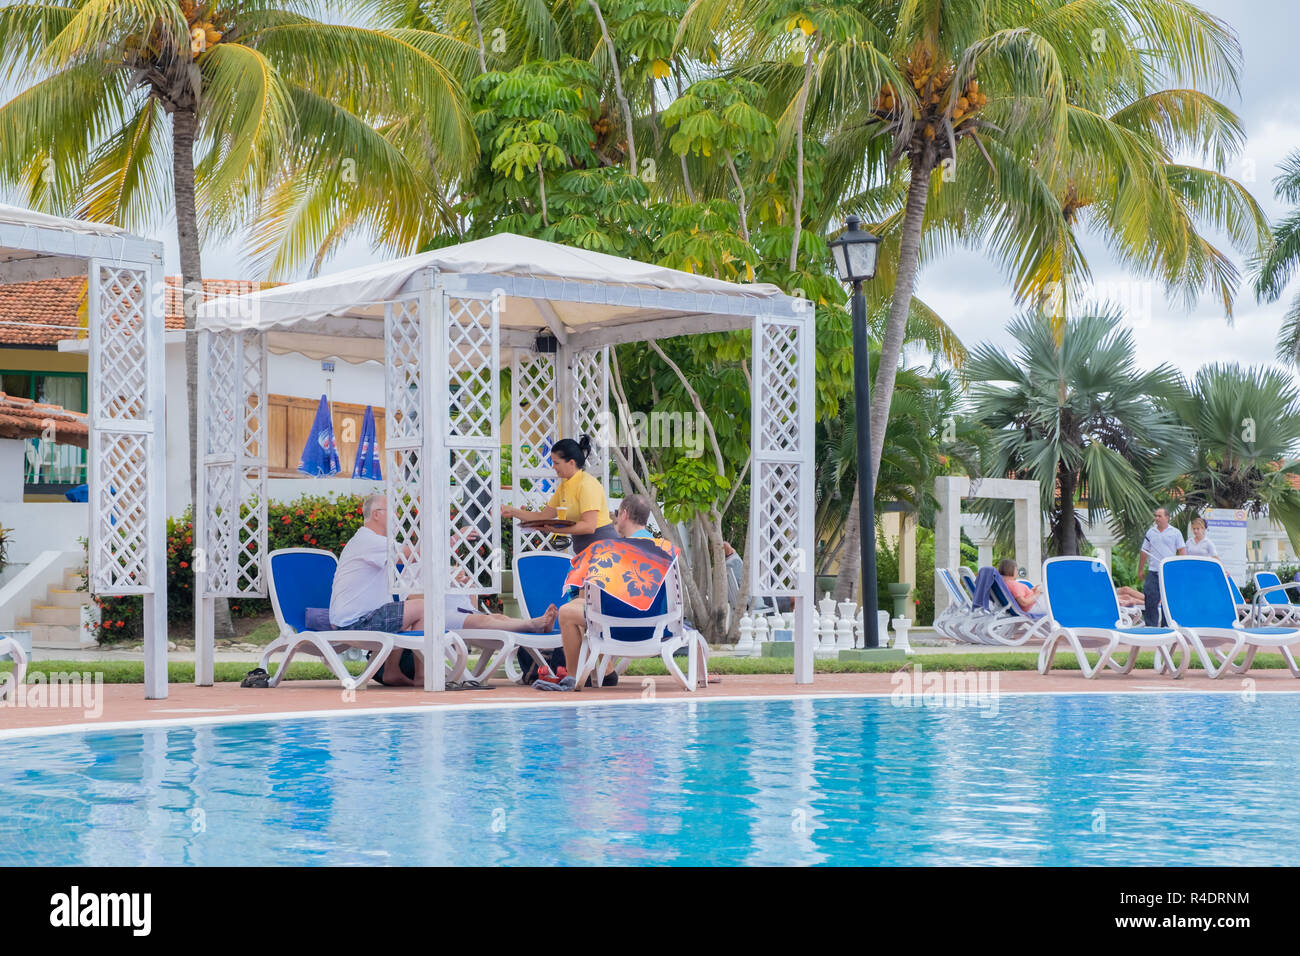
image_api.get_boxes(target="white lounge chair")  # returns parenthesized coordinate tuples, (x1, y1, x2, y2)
(573, 559, 705, 692)
(460, 551, 568, 683)
(935, 568, 984, 642)
(1039, 557, 1189, 679)
(1162, 557, 1300, 678)
(0, 632, 27, 701)
(1252, 571, 1300, 625)
(262, 548, 469, 690)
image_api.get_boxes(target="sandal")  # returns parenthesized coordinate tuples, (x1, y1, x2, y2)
(240, 667, 270, 688)
(446, 679, 496, 691)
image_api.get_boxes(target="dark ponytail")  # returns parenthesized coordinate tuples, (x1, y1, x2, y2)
(552, 435, 591, 469)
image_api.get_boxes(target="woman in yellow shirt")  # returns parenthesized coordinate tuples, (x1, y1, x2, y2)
(502, 435, 617, 554)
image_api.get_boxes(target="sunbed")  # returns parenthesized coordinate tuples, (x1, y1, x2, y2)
(1039, 557, 1189, 678)
(1161, 557, 1300, 678)
(262, 548, 470, 690)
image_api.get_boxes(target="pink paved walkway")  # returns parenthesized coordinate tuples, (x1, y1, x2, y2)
(2, 669, 1294, 734)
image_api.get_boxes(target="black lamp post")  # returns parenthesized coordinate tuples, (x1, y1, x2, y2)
(828, 215, 883, 648)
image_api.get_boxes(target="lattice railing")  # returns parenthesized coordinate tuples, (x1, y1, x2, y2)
(236, 331, 267, 596)
(444, 294, 499, 593)
(571, 348, 609, 493)
(751, 317, 808, 595)
(89, 264, 157, 594)
(512, 351, 559, 555)
(199, 329, 267, 597)
(386, 297, 425, 596)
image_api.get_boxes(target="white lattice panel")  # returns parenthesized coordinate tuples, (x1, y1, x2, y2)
(443, 293, 500, 593)
(90, 432, 152, 591)
(449, 447, 499, 591)
(757, 322, 800, 453)
(93, 267, 150, 421)
(751, 316, 809, 597)
(754, 461, 802, 592)
(235, 331, 267, 596)
(571, 349, 610, 490)
(446, 296, 495, 441)
(512, 351, 560, 555)
(386, 297, 426, 596)
(88, 264, 158, 594)
(387, 447, 425, 595)
(200, 329, 239, 595)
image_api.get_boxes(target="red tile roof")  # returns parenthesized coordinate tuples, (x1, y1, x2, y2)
(0, 392, 88, 446)
(0, 276, 271, 347)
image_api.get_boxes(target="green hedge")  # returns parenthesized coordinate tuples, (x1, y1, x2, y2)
(90, 494, 371, 643)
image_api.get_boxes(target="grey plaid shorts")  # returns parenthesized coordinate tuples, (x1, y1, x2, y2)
(339, 601, 406, 633)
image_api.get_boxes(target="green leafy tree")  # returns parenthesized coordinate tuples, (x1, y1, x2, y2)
(0, 0, 475, 635)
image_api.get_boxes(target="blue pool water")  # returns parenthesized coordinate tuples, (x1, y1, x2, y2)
(2, 693, 1298, 866)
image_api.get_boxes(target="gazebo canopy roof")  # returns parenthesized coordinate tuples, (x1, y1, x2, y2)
(197, 232, 806, 363)
(0, 202, 161, 283)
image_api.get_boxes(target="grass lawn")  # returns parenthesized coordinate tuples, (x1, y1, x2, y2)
(3, 651, 1293, 684)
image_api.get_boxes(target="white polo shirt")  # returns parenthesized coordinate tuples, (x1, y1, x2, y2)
(330, 526, 390, 627)
(1141, 525, 1186, 574)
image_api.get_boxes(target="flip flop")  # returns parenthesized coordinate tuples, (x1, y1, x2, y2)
(446, 679, 497, 691)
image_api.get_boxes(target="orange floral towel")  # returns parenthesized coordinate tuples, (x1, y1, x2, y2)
(564, 538, 680, 610)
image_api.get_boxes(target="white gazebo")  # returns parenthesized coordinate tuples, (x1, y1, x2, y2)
(195, 233, 815, 691)
(0, 204, 168, 696)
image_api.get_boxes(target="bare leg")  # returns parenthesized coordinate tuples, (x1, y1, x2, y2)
(462, 604, 557, 633)
(401, 597, 424, 631)
(558, 600, 586, 690)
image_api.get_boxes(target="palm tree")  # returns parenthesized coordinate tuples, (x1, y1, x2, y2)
(1253, 150, 1300, 362)
(967, 310, 1187, 555)
(1159, 364, 1300, 549)
(0, 0, 476, 632)
(787, 0, 1263, 599)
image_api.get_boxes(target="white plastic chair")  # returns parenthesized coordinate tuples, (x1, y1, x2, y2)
(261, 548, 468, 691)
(0, 633, 27, 701)
(573, 560, 705, 692)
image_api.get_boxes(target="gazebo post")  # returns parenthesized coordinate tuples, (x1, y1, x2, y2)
(422, 278, 445, 691)
(751, 304, 815, 683)
(87, 258, 168, 698)
(195, 329, 213, 686)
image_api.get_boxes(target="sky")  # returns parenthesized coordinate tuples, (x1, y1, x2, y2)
(9, 0, 1298, 382)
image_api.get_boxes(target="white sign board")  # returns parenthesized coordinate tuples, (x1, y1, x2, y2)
(1202, 508, 1248, 586)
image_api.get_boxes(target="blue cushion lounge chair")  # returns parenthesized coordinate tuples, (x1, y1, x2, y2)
(1039, 557, 1189, 679)
(1227, 576, 1261, 624)
(572, 559, 705, 691)
(1161, 557, 1300, 679)
(0, 631, 27, 701)
(967, 568, 1051, 646)
(262, 548, 470, 690)
(1252, 571, 1300, 626)
(464, 551, 568, 683)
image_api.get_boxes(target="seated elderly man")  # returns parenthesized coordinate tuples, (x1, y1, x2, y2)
(330, 494, 557, 686)
(541, 493, 712, 692)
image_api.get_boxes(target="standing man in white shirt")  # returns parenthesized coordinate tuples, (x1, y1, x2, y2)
(1137, 507, 1186, 627)
(330, 494, 557, 686)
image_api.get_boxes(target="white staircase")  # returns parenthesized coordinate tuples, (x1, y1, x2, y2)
(16, 565, 95, 649)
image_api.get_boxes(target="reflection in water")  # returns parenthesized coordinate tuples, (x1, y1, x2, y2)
(3, 694, 1300, 865)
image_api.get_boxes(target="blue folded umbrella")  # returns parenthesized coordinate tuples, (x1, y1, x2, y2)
(352, 405, 382, 480)
(298, 394, 340, 477)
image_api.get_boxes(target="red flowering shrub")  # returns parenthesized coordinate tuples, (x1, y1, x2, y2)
(87, 494, 367, 643)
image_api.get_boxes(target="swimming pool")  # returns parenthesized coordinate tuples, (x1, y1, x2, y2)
(2, 693, 1298, 865)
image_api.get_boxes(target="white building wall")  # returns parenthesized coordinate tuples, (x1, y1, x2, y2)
(164, 340, 384, 516)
